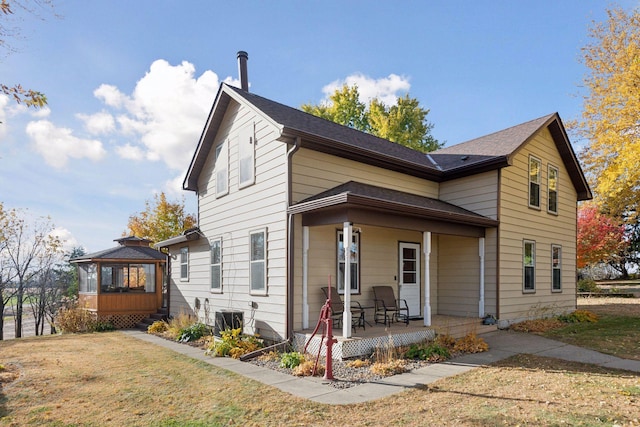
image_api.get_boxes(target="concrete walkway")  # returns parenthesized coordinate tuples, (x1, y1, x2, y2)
(122, 329, 640, 405)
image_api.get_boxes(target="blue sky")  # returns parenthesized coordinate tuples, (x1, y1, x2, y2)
(1, 0, 635, 252)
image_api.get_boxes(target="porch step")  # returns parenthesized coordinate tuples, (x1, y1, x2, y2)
(135, 309, 168, 332)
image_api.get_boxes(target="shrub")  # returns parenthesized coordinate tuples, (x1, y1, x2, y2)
(206, 327, 264, 359)
(346, 358, 370, 368)
(177, 322, 211, 343)
(370, 359, 407, 376)
(404, 342, 450, 361)
(453, 332, 489, 353)
(293, 360, 324, 376)
(510, 318, 565, 333)
(372, 337, 402, 364)
(434, 334, 456, 349)
(165, 312, 198, 340)
(92, 320, 115, 332)
(55, 303, 97, 333)
(280, 352, 305, 369)
(557, 309, 599, 323)
(578, 278, 601, 293)
(147, 320, 168, 334)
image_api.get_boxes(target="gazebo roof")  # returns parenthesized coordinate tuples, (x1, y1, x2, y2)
(71, 236, 167, 263)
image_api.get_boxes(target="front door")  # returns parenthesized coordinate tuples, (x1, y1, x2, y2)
(399, 242, 421, 318)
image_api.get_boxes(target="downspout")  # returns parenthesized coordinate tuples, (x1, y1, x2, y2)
(286, 137, 302, 341)
(478, 237, 485, 318)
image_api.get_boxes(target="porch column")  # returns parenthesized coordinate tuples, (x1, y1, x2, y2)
(342, 222, 353, 338)
(302, 226, 310, 329)
(478, 237, 485, 318)
(423, 231, 432, 327)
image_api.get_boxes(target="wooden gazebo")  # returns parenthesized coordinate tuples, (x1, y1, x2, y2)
(71, 236, 167, 329)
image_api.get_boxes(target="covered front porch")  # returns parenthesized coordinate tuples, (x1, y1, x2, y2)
(294, 315, 498, 360)
(289, 182, 499, 346)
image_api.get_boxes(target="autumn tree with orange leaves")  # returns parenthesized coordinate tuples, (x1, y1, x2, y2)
(577, 204, 626, 269)
(125, 192, 196, 245)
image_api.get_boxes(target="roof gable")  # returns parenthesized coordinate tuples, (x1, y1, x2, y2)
(184, 85, 591, 200)
(431, 113, 591, 200)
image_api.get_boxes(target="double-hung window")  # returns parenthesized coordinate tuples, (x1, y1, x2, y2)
(249, 229, 267, 294)
(523, 240, 535, 292)
(180, 247, 189, 281)
(215, 140, 228, 197)
(210, 238, 222, 292)
(337, 230, 359, 294)
(548, 165, 559, 214)
(238, 124, 255, 188)
(552, 245, 562, 292)
(529, 156, 541, 208)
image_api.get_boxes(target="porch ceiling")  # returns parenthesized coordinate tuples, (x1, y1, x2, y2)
(288, 181, 498, 236)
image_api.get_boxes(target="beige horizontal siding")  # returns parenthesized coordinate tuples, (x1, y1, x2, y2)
(439, 171, 499, 219)
(169, 99, 289, 341)
(498, 127, 578, 321)
(291, 148, 439, 202)
(437, 235, 481, 317)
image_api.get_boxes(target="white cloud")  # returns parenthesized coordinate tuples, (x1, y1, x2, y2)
(50, 227, 81, 253)
(115, 143, 145, 160)
(77, 111, 115, 135)
(94, 84, 128, 108)
(92, 59, 225, 171)
(30, 106, 51, 118)
(26, 120, 107, 168)
(322, 73, 411, 106)
(164, 172, 186, 197)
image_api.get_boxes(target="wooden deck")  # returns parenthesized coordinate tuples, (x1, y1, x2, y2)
(294, 315, 497, 360)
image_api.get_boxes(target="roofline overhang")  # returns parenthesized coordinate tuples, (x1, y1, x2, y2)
(154, 229, 202, 249)
(70, 257, 166, 264)
(438, 156, 511, 181)
(280, 128, 446, 181)
(184, 84, 285, 192)
(546, 117, 593, 201)
(288, 192, 499, 228)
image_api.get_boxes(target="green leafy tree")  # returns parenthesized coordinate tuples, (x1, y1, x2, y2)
(302, 84, 441, 153)
(125, 192, 197, 245)
(369, 95, 440, 152)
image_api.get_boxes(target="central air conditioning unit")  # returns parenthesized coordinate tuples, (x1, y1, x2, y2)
(214, 310, 244, 337)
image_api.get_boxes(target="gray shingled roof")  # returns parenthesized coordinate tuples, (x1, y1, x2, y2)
(290, 181, 498, 227)
(432, 114, 556, 158)
(185, 84, 591, 200)
(224, 85, 440, 171)
(71, 245, 166, 262)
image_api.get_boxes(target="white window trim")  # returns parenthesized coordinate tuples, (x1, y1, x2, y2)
(180, 247, 189, 282)
(547, 164, 559, 215)
(337, 230, 360, 294)
(215, 140, 229, 198)
(238, 123, 256, 189)
(210, 238, 222, 293)
(249, 228, 267, 296)
(528, 155, 542, 209)
(523, 240, 536, 293)
(552, 244, 562, 292)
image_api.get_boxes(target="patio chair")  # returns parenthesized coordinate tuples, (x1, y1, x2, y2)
(372, 286, 409, 326)
(321, 286, 365, 331)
